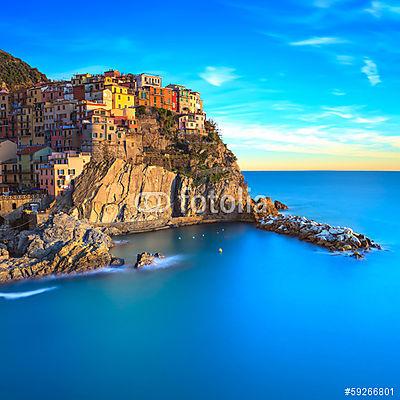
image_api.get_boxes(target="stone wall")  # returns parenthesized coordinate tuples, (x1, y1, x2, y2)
(0, 194, 47, 217)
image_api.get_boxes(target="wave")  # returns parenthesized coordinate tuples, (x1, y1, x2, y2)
(140, 254, 186, 270)
(113, 239, 129, 245)
(0, 286, 57, 300)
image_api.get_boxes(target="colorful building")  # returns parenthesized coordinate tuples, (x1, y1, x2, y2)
(0, 68, 206, 193)
(17, 146, 52, 188)
(136, 86, 177, 111)
(135, 73, 162, 88)
(178, 113, 206, 135)
(37, 151, 91, 197)
(0, 157, 18, 192)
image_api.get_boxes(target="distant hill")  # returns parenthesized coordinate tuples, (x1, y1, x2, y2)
(0, 49, 48, 91)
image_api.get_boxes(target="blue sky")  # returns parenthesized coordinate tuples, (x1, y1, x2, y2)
(2, 0, 400, 170)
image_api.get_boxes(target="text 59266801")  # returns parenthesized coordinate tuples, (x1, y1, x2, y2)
(344, 387, 395, 397)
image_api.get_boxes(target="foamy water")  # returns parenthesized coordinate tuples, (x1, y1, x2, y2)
(139, 255, 186, 270)
(0, 286, 57, 300)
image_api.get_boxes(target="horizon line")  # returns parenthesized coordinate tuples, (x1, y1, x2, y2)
(242, 169, 400, 172)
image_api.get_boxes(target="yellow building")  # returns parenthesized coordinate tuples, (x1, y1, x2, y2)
(104, 83, 135, 110)
(72, 73, 92, 86)
(189, 91, 203, 114)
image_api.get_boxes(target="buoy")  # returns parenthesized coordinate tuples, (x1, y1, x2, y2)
(218, 248, 223, 253)
(192, 236, 195, 239)
(178, 237, 182, 240)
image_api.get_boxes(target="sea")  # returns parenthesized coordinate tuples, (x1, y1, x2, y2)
(0, 171, 399, 400)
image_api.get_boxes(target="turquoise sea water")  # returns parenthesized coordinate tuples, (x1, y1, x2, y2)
(0, 172, 399, 400)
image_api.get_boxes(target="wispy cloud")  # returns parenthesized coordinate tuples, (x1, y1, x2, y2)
(297, 106, 388, 125)
(365, 1, 400, 17)
(271, 101, 304, 112)
(361, 58, 381, 86)
(220, 121, 400, 160)
(290, 37, 348, 46)
(353, 116, 388, 124)
(336, 55, 355, 65)
(331, 89, 347, 96)
(199, 66, 239, 86)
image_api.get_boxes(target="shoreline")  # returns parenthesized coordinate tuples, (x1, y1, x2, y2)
(0, 206, 382, 285)
(98, 214, 255, 236)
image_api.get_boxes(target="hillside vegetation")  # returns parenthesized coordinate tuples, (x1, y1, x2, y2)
(0, 49, 48, 91)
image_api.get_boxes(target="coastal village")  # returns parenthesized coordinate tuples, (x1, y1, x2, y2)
(0, 55, 382, 283)
(0, 70, 205, 199)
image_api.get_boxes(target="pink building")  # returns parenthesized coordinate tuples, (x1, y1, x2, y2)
(37, 151, 91, 197)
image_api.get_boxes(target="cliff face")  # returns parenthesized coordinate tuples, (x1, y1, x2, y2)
(0, 213, 113, 283)
(67, 109, 251, 230)
(0, 50, 48, 91)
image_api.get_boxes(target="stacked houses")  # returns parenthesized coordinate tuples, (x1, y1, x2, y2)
(0, 71, 206, 196)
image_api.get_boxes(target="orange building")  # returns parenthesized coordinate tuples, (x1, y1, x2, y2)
(136, 87, 177, 111)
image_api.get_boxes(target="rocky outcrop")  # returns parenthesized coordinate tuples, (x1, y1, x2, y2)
(0, 213, 115, 283)
(62, 109, 252, 231)
(253, 197, 279, 217)
(274, 200, 289, 210)
(257, 214, 381, 257)
(135, 252, 165, 268)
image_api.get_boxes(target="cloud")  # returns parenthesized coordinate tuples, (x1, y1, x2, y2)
(297, 106, 388, 125)
(336, 55, 354, 65)
(331, 89, 347, 96)
(361, 58, 381, 86)
(365, 1, 400, 17)
(199, 66, 239, 86)
(220, 121, 400, 159)
(290, 37, 348, 46)
(271, 101, 304, 112)
(353, 116, 388, 124)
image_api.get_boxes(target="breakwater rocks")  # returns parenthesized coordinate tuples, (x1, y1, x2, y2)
(0, 213, 116, 283)
(257, 214, 381, 257)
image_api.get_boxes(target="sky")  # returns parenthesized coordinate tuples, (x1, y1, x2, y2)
(1, 0, 400, 170)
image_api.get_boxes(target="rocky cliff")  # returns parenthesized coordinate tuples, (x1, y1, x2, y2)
(0, 213, 114, 283)
(64, 108, 253, 232)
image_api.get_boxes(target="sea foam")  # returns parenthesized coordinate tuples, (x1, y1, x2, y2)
(0, 286, 57, 300)
(140, 254, 185, 270)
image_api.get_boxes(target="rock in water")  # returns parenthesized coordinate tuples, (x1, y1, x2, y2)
(134, 252, 164, 268)
(0, 213, 113, 283)
(110, 257, 125, 267)
(252, 197, 279, 217)
(274, 200, 289, 210)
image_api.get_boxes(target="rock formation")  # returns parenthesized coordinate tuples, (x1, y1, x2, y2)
(257, 214, 381, 256)
(63, 109, 253, 232)
(0, 213, 115, 283)
(274, 200, 289, 210)
(135, 252, 165, 268)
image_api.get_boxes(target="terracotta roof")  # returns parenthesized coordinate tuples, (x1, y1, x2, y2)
(17, 146, 47, 155)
